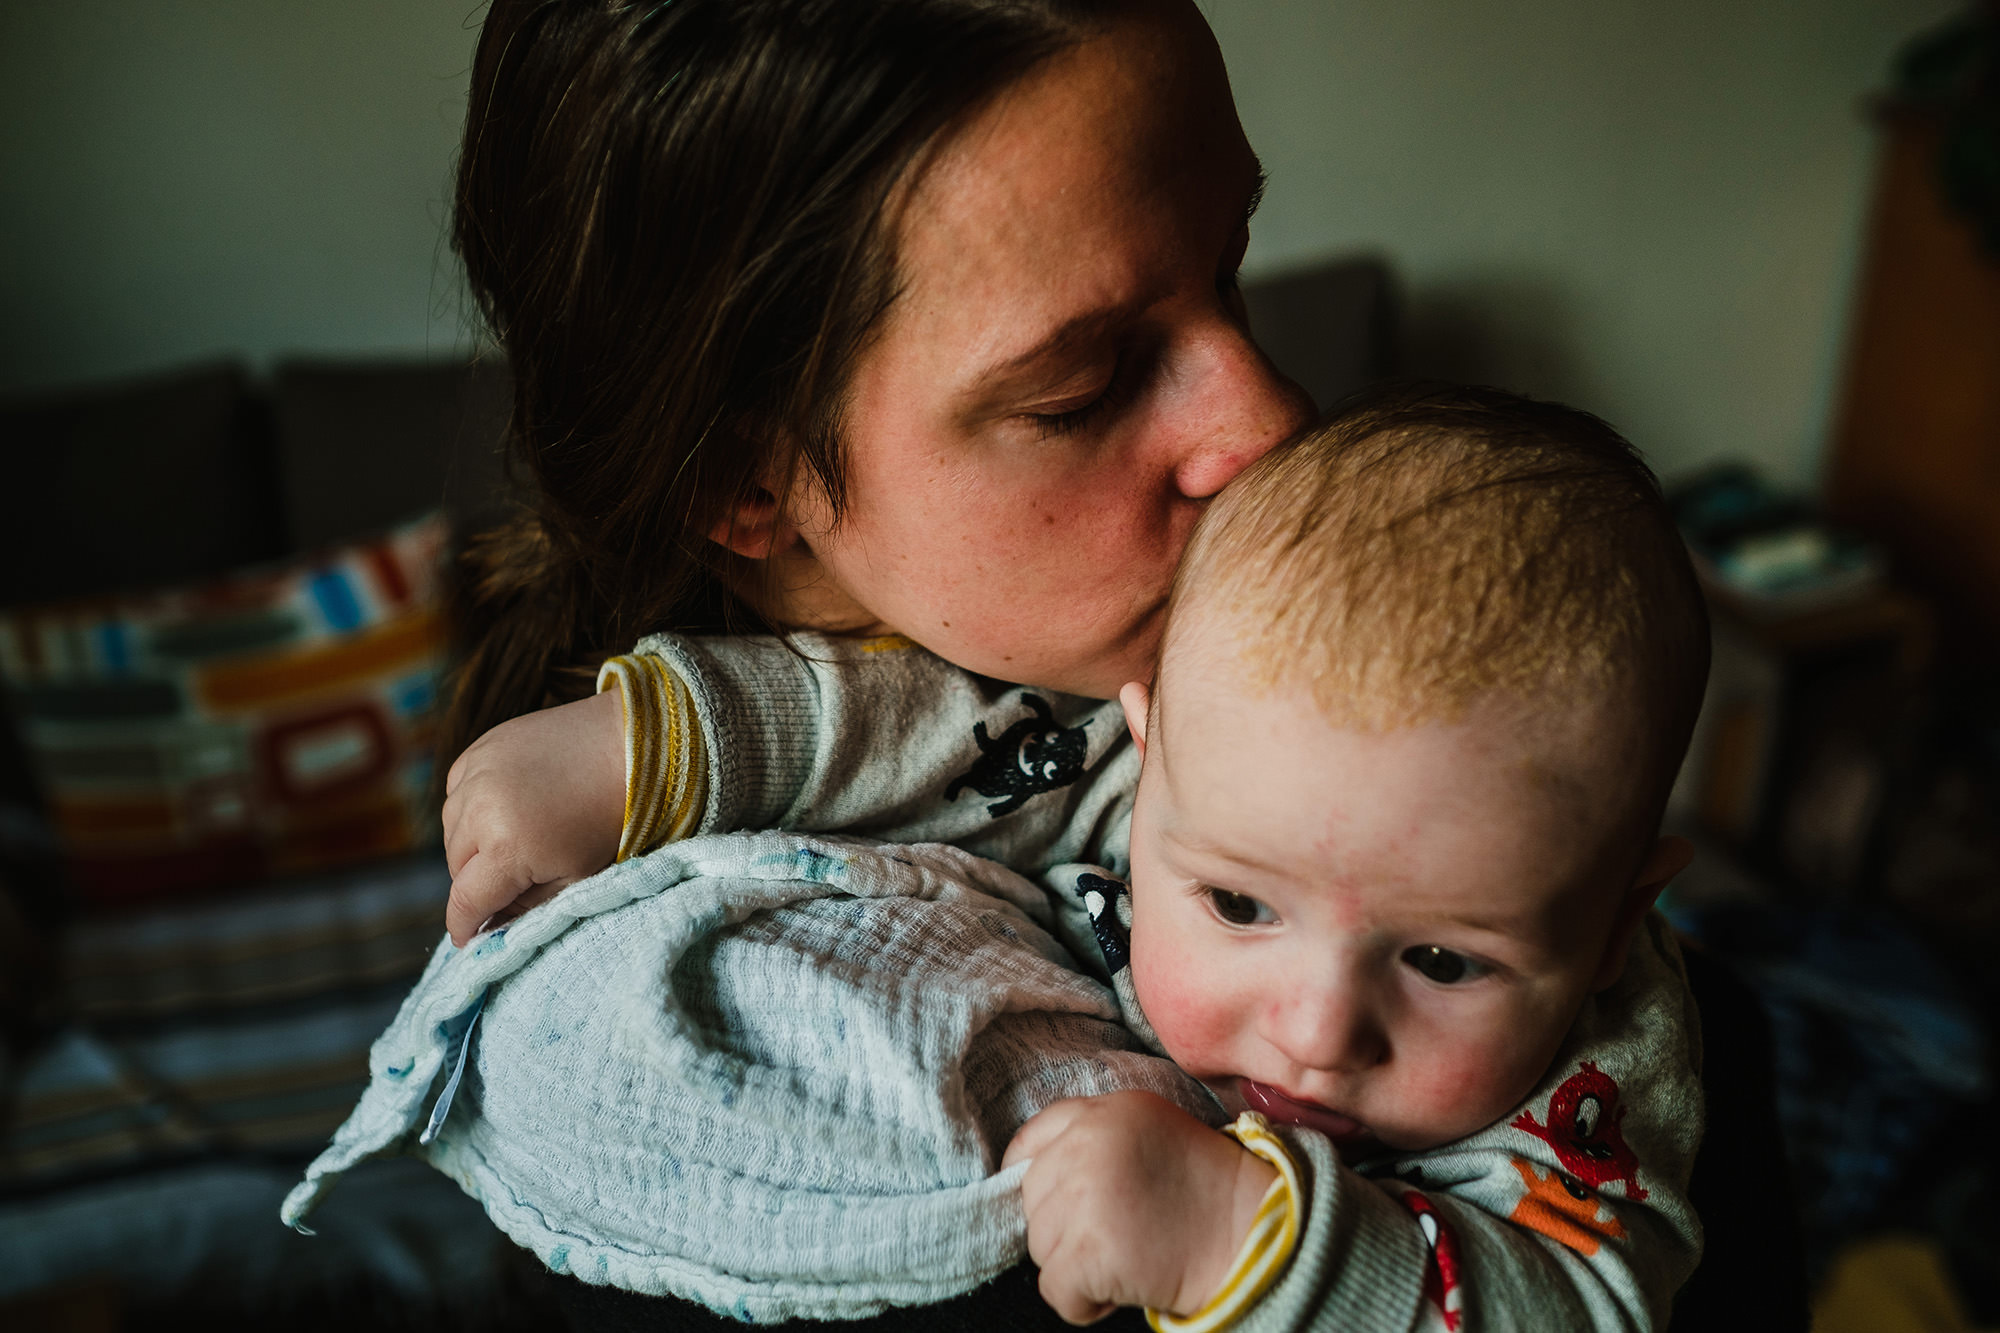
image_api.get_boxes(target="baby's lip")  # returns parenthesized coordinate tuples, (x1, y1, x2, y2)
(1239, 1081, 1369, 1142)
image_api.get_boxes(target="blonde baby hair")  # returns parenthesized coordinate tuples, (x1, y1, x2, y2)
(1168, 383, 1710, 825)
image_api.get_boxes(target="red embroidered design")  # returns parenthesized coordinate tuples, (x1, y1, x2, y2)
(1401, 1191, 1463, 1331)
(1511, 1061, 1648, 1200)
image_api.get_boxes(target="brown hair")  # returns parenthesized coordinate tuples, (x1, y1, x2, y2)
(443, 0, 1114, 767)
(1170, 383, 1710, 823)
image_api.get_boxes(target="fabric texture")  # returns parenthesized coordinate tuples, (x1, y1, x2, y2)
(0, 854, 511, 1313)
(598, 652, 707, 861)
(284, 831, 1214, 1322)
(625, 631, 1136, 870)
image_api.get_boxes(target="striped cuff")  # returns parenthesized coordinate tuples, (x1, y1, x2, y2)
(596, 653, 709, 862)
(1147, 1112, 1304, 1333)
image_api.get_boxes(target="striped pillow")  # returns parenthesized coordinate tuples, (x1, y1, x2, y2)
(0, 514, 446, 905)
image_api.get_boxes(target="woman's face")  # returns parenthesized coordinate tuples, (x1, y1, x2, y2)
(768, 1, 1312, 699)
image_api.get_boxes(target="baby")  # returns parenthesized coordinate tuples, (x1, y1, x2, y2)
(1001, 386, 1709, 1328)
(444, 384, 1710, 1329)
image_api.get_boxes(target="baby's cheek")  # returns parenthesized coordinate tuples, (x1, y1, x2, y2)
(1402, 1029, 1553, 1143)
(1130, 941, 1237, 1076)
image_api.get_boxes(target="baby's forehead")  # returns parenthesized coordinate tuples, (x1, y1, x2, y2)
(1158, 608, 1639, 757)
(1151, 633, 1648, 891)
(1288, 828, 1599, 921)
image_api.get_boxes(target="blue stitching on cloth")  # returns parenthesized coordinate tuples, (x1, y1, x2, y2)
(420, 990, 489, 1145)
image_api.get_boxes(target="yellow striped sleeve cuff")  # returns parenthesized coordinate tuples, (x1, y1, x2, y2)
(596, 653, 709, 862)
(1147, 1112, 1304, 1333)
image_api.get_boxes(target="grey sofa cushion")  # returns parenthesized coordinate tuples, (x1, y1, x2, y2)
(0, 363, 283, 609)
(271, 359, 513, 551)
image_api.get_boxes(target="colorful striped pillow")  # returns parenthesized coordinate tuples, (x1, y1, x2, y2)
(0, 514, 447, 905)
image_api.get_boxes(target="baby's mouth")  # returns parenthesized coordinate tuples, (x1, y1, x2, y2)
(1239, 1081, 1369, 1143)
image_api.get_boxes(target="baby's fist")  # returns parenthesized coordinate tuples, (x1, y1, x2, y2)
(1002, 1091, 1277, 1325)
(441, 689, 625, 945)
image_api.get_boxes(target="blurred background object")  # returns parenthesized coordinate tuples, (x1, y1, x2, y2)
(0, 357, 543, 1329)
(1825, 8, 2000, 658)
(2, 0, 1996, 1328)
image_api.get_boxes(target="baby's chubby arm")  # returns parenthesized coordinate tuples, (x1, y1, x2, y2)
(1004, 1091, 1278, 1326)
(443, 630, 1133, 946)
(442, 687, 625, 946)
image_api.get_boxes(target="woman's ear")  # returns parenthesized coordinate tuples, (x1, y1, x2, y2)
(1591, 835, 1695, 991)
(1118, 681, 1150, 758)
(706, 487, 802, 561)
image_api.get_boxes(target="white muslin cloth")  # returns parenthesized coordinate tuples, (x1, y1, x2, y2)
(281, 832, 1213, 1321)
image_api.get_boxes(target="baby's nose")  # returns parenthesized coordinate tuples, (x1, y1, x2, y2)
(1265, 981, 1389, 1075)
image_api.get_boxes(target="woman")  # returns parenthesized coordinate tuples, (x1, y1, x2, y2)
(443, 0, 1306, 766)
(444, 0, 1306, 1324)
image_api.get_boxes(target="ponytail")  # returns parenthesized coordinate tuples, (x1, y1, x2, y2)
(441, 515, 592, 766)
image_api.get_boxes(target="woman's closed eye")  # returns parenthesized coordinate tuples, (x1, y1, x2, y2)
(1024, 358, 1139, 440)
(1206, 888, 1276, 927)
(1400, 945, 1488, 985)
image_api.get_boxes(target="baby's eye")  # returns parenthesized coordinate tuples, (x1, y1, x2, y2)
(1401, 945, 1484, 985)
(1206, 889, 1275, 927)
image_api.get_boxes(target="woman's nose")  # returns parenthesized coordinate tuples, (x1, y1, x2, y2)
(1170, 319, 1315, 501)
(1264, 972, 1388, 1076)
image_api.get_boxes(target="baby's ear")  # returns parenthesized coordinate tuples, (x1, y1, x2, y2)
(1117, 681, 1150, 757)
(1591, 835, 1694, 991)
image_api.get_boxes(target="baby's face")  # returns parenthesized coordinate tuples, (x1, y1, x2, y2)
(1118, 648, 1684, 1153)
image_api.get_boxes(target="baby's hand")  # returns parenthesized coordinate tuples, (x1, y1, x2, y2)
(1002, 1091, 1277, 1325)
(442, 688, 626, 946)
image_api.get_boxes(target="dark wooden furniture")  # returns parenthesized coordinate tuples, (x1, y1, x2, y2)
(1826, 110, 2000, 646)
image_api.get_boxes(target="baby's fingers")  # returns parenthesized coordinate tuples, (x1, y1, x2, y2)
(1003, 1098, 1092, 1171)
(1036, 1269, 1115, 1328)
(445, 851, 525, 947)
(1027, 1208, 1121, 1326)
(442, 790, 476, 878)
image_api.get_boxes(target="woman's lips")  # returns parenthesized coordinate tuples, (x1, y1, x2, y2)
(1239, 1081, 1368, 1142)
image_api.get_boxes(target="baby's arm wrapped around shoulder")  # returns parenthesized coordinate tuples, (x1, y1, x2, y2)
(1239, 916, 1704, 1333)
(439, 635, 784, 944)
(443, 682, 629, 944)
(611, 631, 1137, 868)
(444, 629, 1133, 944)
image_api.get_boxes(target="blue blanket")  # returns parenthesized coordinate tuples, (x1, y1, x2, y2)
(284, 832, 1212, 1320)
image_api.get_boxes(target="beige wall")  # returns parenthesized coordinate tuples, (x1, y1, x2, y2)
(2, 0, 1963, 486)
(0, 1, 480, 395)
(1207, 0, 1959, 484)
